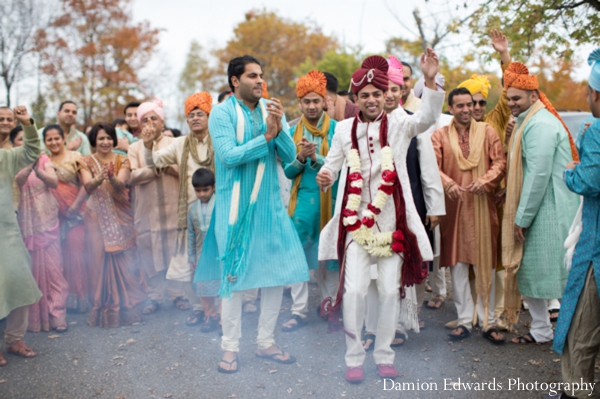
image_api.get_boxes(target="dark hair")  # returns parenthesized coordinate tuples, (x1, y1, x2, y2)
(88, 122, 118, 147)
(9, 125, 22, 144)
(42, 124, 65, 141)
(323, 72, 338, 93)
(112, 118, 127, 127)
(218, 90, 232, 103)
(227, 55, 261, 92)
(192, 168, 215, 188)
(124, 101, 141, 114)
(170, 128, 181, 137)
(337, 90, 349, 96)
(58, 100, 76, 112)
(448, 87, 473, 107)
(401, 61, 413, 75)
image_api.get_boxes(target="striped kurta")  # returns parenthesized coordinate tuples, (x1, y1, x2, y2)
(198, 95, 309, 291)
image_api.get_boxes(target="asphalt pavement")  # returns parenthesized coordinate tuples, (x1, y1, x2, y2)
(0, 282, 594, 399)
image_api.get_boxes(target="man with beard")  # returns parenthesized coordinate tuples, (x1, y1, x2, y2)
(431, 87, 506, 344)
(40, 101, 91, 155)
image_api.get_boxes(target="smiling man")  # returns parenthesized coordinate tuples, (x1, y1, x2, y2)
(281, 70, 339, 333)
(317, 49, 444, 383)
(501, 63, 580, 345)
(431, 87, 506, 345)
(0, 107, 17, 150)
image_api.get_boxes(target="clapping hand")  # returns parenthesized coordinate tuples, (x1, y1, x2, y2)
(141, 125, 155, 148)
(67, 136, 83, 151)
(297, 138, 317, 162)
(265, 98, 284, 141)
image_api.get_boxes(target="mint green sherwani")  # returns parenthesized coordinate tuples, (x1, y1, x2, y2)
(511, 107, 580, 298)
(0, 124, 43, 319)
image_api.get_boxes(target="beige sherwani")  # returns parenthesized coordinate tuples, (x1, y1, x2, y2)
(129, 137, 180, 276)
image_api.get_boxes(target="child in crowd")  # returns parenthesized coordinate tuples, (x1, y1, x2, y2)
(187, 168, 220, 333)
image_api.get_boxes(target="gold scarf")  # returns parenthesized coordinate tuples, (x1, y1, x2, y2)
(501, 99, 546, 329)
(448, 118, 493, 329)
(175, 133, 215, 254)
(288, 113, 332, 230)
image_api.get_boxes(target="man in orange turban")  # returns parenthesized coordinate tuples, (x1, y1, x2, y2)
(502, 63, 580, 346)
(280, 70, 339, 333)
(140, 91, 218, 330)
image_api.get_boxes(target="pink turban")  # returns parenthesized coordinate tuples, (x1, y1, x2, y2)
(350, 56, 389, 95)
(387, 55, 404, 86)
(137, 97, 165, 122)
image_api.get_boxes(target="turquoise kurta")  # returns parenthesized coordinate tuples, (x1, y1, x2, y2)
(511, 107, 580, 298)
(282, 115, 338, 271)
(554, 119, 600, 354)
(0, 124, 43, 319)
(197, 96, 309, 291)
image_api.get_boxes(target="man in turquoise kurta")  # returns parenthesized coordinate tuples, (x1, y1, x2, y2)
(503, 63, 580, 345)
(551, 49, 600, 399)
(281, 71, 338, 332)
(198, 56, 308, 373)
(0, 106, 42, 366)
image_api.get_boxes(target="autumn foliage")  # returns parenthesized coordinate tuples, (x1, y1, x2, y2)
(37, 0, 160, 124)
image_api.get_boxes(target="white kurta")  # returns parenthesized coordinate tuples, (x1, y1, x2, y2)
(319, 87, 445, 263)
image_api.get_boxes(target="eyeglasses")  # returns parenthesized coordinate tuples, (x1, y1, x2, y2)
(474, 100, 487, 107)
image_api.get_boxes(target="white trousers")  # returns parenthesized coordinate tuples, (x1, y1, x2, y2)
(221, 286, 283, 352)
(524, 296, 554, 343)
(144, 269, 185, 303)
(450, 262, 496, 330)
(243, 288, 259, 303)
(494, 269, 505, 318)
(291, 264, 339, 319)
(344, 241, 401, 367)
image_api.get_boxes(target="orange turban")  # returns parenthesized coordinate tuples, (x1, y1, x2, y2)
(184, 92, 212, 116)
(505, 62, 579, 161)
(262, 81, 269, 99)
(296, 70, 327, 98)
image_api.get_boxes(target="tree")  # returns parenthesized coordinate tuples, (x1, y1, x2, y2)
(0, 0, 46, 106)
(214, 9, 337, 113)
(469, 0, 600, 61)
(536, 57, 589, 111)
(38, 0, 160, 125)
(294, 49, 362, 94)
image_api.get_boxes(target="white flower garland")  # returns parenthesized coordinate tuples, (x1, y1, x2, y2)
(342, 146, 398, 258)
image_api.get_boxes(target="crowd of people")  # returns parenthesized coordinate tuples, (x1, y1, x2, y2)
(1, 29, 599, 399)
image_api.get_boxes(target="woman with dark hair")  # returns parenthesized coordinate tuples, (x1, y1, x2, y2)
(77, 122, 147, 328)
(45, 124, 91, 313)
(15, 125, 69, 333)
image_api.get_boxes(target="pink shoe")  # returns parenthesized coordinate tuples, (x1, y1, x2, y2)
(345, 366, 364, 383)
(377, 363, 397, 378)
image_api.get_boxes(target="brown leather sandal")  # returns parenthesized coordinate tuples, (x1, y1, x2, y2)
(6, 341, 37, 358)
(0, 352, 7, 366)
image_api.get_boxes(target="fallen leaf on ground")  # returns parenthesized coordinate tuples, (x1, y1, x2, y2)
(528, 359, 543, 366)
(553, 359, 560, 363)
(255, 383, 265, 389)
(164, 394, 173, 398)
(115, 396, 126, 399)
(126, 339, 136, 346)
(48, 335, 61, 339)
(0, 379, 6, 384)
(287, 388, 292, 394)
(473, 358, 480, 362)
(113, 356, 124, 360)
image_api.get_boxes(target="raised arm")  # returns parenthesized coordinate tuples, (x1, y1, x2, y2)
(12, 106, 41, 173)
(417, 131, 445, 216)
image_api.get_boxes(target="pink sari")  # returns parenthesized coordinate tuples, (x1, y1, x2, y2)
(17, 154, 69, 332)
(51, 151, 90, 313)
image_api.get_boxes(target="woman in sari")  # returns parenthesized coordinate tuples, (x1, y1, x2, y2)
(15, 125, 69, 333)
(46, 124, 91, 313)
(78, 122, 147, 328)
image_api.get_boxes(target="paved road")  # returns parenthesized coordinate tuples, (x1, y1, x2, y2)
(0, 283, 585, 399)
